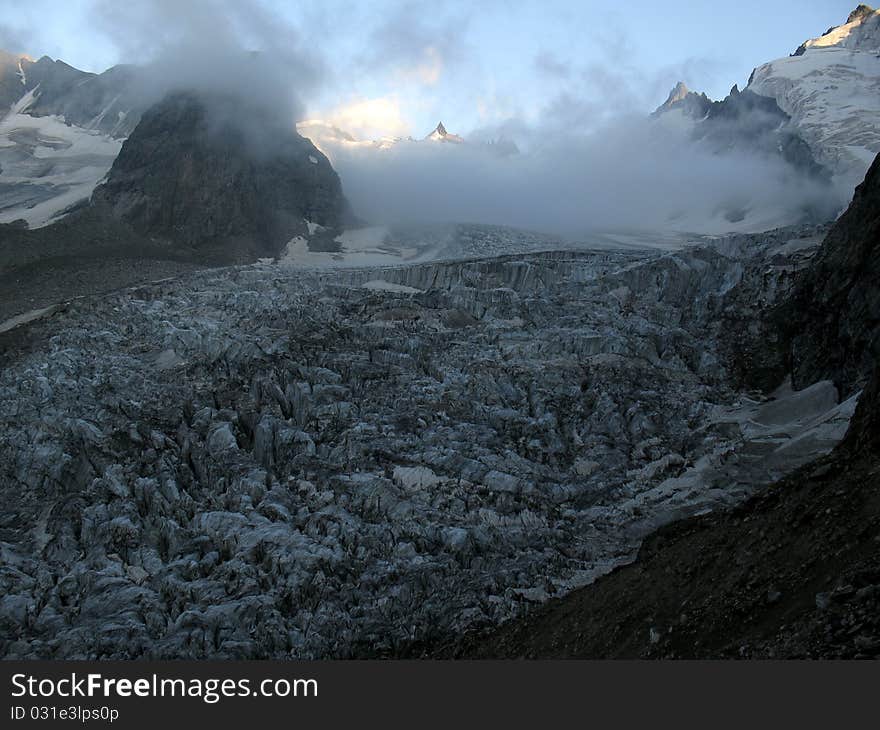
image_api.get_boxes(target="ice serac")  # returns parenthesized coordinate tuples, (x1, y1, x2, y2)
(92, 91, 354, 260)
(0, 221, 857, 659)
(747, 5, 880, 190)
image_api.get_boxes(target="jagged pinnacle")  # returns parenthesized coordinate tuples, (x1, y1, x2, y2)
(666, 81, 690, 104)
(847, 4, 876, 24)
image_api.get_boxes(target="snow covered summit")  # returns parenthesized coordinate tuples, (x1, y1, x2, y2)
(425, 121, 464, 143)
(747, 5, 880, 189)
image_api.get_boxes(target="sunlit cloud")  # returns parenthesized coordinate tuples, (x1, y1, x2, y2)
(320, 95, 411, 140)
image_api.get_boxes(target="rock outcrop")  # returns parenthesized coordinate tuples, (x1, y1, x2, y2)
(651, 81, 712, 119)
(782, 152, 880, 395)
(91, 91, 353, 260)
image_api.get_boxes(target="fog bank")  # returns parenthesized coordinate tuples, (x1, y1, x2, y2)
(322, 115, 846, 236)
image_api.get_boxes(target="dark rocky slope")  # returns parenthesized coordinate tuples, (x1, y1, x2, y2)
(434, 155, 880, 659)
(91, 91, 353, 259)
(724, 152, 880, 395)
(0, 209, 205, 321)
(783, 152, 880, 394)
(431, 372, 880, 658)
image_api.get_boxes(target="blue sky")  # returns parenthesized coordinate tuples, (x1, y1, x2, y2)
(0, 0, 862, 137)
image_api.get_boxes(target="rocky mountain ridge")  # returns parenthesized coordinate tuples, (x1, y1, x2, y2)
(655, 6, 880, 194)
(0, 52, 140, 137)
(652, 81, 711, 119)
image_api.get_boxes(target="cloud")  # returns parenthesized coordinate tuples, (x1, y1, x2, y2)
(357, 0, 471, 88)
(302, 12, 809, 237)
(324, 112, 846, 237)
(487, 23, 735, 142)
(90, 0, 323, 124)
(323, 95, 411, 140)
(534, 52, 571, 80)
(0, 24, 30, 56)
(11, 0, 846, 239)
(0, 0, 36, 56)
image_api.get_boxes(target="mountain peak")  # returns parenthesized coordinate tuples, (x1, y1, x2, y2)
(426, 121, 464, 143)
(665, 81, 690, 104)
(652, 81, 712, 119)
(793, 3, 880, 54)
(848, 4, 876, 24)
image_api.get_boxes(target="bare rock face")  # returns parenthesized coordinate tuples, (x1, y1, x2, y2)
(725, 151, 880, 396)
(92, 91, 353, 260)
(783, 151, 880, 395)
(842, 367, 880, 455)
